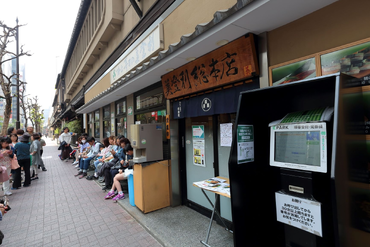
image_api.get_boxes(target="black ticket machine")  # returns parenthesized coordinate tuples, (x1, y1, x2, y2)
(269, 107, 334, 246)
(227, 74, 358, 247)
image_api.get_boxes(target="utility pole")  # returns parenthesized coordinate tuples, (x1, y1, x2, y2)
(15, 17, 20, 130)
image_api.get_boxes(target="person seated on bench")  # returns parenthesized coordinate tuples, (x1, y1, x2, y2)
(108, 138, 131, 189)
(75, 137, 100, 179)
(99, 137, 128, 190)
(87, 137, 112, 180)
(74, 135, 90, 167)
(105, 144, 133, 202)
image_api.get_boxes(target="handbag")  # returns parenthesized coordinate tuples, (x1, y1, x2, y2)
(0, 166, 10, 182)
(11, 154, 20, 170)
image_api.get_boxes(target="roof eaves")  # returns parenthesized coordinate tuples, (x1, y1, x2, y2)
(76, 0, 254, 113)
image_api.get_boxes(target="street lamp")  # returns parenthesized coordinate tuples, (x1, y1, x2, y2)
(15, 17, 20, 130)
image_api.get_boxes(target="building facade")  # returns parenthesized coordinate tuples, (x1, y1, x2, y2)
(52, 0, 370, 245)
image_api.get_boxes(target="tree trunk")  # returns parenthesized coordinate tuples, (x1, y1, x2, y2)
(1, 95, 12, 135)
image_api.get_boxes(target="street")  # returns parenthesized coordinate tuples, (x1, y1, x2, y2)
(0, 138, 162, 247)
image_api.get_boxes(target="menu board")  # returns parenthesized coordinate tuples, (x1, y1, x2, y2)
(275, 131, 320, 166)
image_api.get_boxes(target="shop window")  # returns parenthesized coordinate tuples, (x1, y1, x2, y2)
(103, 120, 111, 138)
(135, 110, 166, 124)
(88, 112, 93, 137)
(103, 105, 111, 138)
(135, 86, 164, 111)
(94, 110, 100, 138)
(116, 117, 127, 138)
(116, 100, 126, 115)
(115, 98, 127, 138)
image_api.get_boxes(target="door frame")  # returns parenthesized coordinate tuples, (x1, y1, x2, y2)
(178, 115, 233, 229)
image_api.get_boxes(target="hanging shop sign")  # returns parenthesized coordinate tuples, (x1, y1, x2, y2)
(166, 115, 170, 140)
(162, 34, 259, 100)
(110, 25, 164, 84)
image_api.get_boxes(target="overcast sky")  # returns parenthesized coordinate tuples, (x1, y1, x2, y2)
(0, 0, 81, 115)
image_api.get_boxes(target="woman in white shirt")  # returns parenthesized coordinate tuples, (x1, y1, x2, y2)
(59, 127, 75, 161)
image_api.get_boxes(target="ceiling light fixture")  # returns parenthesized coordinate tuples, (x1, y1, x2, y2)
(216, 39, 229, 46)
(186, 57, 196, 61)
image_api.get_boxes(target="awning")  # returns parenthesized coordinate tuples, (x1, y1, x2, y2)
(76, 0, 337, 114)
(173, 81, 259, 119)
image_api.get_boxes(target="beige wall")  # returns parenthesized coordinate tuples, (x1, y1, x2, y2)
(162, 0, 236, 48)
(67, 0, 158, 100)
(268, 0, 370, 66)
(85, 73, 111, 103)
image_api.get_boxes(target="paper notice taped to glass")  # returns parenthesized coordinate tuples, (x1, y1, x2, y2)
(275, 192, 322, 237)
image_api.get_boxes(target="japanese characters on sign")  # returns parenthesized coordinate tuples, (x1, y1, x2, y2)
(275, 192, 322, 237)
(237, 125, 254, 164)
(110, 25, 163, 84)
(161, 34, 259, 99)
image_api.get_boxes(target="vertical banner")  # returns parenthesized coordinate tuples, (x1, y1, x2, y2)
(166, 115, 170, 140)
(192, 125, 205, 167)
(237, 125, 254, 164)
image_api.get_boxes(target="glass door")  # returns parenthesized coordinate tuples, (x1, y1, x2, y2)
(217, 113, 236, 221)
(185, 116, 215, 210)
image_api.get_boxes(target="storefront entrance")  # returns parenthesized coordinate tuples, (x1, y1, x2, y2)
(183, 114, 234, 222)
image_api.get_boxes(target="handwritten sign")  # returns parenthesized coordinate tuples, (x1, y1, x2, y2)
(161, 34, 259, 99)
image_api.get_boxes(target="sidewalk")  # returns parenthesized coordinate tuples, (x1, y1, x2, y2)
(0, 138, 162, 247)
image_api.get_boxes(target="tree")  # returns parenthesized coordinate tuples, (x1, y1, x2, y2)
(19, 83, 28, 128)
(28, 96, 44, 133)
(0, 21, 30, 135)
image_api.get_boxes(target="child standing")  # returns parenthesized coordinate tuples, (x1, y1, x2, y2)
(0, 137, 14, 196)
(14, 134, 31, 187)
(30, 134, 45, 180)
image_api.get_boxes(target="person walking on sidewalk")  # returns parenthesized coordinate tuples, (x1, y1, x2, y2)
(14, 135, 31, 187)
(38, 133, 46, 169)
(75, 136, 100, 179)
(0, 137, 14, 196)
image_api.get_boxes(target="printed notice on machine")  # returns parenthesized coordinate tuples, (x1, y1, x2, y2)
(237, 125, 254, 164)
(275, 192, 322, 237)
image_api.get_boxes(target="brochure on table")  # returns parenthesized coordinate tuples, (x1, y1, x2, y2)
(193, 177, 230, 196)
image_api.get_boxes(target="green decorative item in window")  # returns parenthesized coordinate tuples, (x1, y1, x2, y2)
(54, 127, 61, 134)
(65, 119, 82, 134)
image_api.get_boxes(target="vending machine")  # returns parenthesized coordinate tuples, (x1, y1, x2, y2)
(130, 123, 163, 163)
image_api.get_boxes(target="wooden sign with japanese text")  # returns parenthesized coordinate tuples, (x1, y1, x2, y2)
(161, 34, 259, 99)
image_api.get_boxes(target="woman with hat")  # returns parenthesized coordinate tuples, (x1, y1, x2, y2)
(14, 134, 31, 187)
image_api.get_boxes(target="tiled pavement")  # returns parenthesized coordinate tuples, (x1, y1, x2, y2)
(0, 138, 162, 247)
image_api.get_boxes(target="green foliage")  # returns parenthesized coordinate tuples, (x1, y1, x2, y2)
(65, 119, 82, 134)
(54, 127, 60, 134)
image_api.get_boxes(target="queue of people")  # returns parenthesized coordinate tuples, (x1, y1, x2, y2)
(0, 126, 47, 196)
(0, 125, 48, 234)
(64, 133, 133, 202)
